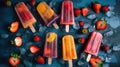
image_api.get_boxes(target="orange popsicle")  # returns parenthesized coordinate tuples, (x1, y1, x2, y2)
(62, 35, 77, 67)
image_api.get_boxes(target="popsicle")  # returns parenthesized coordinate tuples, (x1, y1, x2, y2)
(60, 0, 74, 32)
(15, 2, 36, 32)
(44, 32, 57, 65)
(84, 31, 102, 62)
(62, 35, 77, 67)
(37, 2, 59, 29)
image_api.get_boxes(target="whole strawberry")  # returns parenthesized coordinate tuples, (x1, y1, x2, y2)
(92, 2, 101, 14)
(74, 8, 81, 17)
(102, 45, 109, 52)
(95, 18, 108, 30)
(79, 21, 84, 27)
(34, 35, 41, 42)
(8, 53, 21, 67)
(30, 0, 36, 6)
(36, 56, 45, 64)
(102, 5, 109, 12)
(78, 37, 86, 44)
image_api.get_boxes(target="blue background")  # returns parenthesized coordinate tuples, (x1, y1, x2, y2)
(0, 0, 120, 67)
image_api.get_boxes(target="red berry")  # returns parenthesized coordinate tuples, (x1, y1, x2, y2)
(78, 38, 86, 44)
(79, 21, 84, 26)
(102, 5, 109, 12)
(30, 45, 40, 54)
(34, 35, 40, 42)
(74, 8, 81, 17)
(36, 56, 45, 64)
(102, 45, 109, 52)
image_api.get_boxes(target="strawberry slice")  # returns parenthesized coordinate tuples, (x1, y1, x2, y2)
(8, 53, 21, 67)
(90, 57, 103, 67)
(78, 37, 86, 44)
(10, 21, 19, 33)
(36, 56, 45, 64)
(30, 45, 40, 54)
(81, 7, 89, 16)
(11, 36, 22, 47)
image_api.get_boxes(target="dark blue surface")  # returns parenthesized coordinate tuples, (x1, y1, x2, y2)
(0, 0, 120, 67)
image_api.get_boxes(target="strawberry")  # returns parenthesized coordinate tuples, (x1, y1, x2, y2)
(36, 56, 45, 64)
(8, 53, 21, 67)
(90, 57, 103, 67)
(102, 45, 109, 52)
(9, 21, 19, 33)
(30, 45, 40, 54)
(79, 21, 84, 26)
(30, 0, 36, 6)
(11, 36, 22, 47)
(34, 35, 41, 42)
(5, 0, 12, 7)
(92, 2, 101, 14)
(78, 37, 86, 44)
(74, 8, 81, 17)
(95, 18, 108, 30)
(102, 5, 109, 12)
(81, 28, 88, 34)
(81, 7, 89, 16)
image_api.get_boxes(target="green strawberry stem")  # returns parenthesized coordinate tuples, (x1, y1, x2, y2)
(11, 40, 15, 45)
(8, 26, 11, 29)
(98, 62, 103, 67)
(101, 18, 107, 24)
(11, 53, 21, 58)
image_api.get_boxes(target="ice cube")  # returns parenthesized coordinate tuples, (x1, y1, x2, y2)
(106, 16, 120, 29)
(1, 34, 9, 39)
(109, 6, 114, 11)
(102, 39, 108, 44)
(99, 55, 105, 61)
(104, 30, 114, 37)
(87, 14, 96, 20)
(112, 44, 120, 51)
(107, 49, 112, 54)
(88, 26, 95, 32)
(105, 55, 112, 63)
(49, 2, 56, 8)
(106, 11, 115, 17)
(83, 23, 90, 28)
(103, 64, 109, 67)
(77, 60, 84, 66)
(39, 24, 46, 32)
(73, 22, 80, 30)
(23, 60, 33, 67)
(19, 48, 26, 55)
(79, 53, 86, 60)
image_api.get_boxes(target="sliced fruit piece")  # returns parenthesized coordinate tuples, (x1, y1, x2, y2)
(10, 21, 19, 33)
(36, 56, 45, 64)
(74, 8, 81, 17)
(92, 2, 101, 14)
(78, 37, 86, 44)
(90, 57, 103, 67)
(81, 7, 89, 16)
(34, 35, 41, 42)
(47, 33, 57, 42)
(79, 21, 84, 27)
(30, 45, 40, 54)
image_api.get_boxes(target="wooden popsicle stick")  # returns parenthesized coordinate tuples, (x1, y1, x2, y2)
(48, 58, 52, 65)
(68, 60, 72, 67)
(66, 25, 69, 32)
(86, 54, 91, 62)
(53, 23, 59, 29)
(29, 25, 36, 33)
